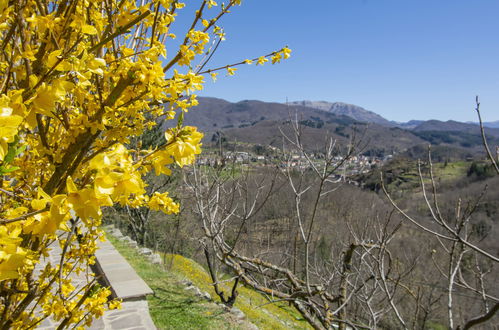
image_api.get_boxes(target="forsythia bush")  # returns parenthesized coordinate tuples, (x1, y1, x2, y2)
(0, 0, 289, 328)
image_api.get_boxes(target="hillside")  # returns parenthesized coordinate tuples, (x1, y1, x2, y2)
(181, 97, 495, 159)
(289, 100, 393, 126)
(393, 120, 425, 129)
(409, 120, 499, 152)
(104, 124, 499, 329)
(183, 97, 355, 133)
(467, 121, 499, 128)
(185, 97, 423, 154)
(105, 231, 310, 330)
(483, 120, 499, 128)
(222, 119, 425, 156)
(413, 119, 499, 137)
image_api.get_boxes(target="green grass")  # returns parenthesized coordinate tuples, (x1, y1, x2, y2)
(428, 161, 467, 178)
(386, 161, 470, 192)
(425, 321, 447, 330)
(105, 234, 238, 330)
(105, 233, 310, 330)
(163, 254, 310, 330)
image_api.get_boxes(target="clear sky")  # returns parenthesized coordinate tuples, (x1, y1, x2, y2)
(192, 0, 499, 122)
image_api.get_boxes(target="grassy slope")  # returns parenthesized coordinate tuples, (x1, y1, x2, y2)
(106, 234, 232, 330)
(386, 161, 470, 192)
(105, 233, 310, 330)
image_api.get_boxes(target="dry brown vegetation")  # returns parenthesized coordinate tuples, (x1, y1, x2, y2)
(106, 114, 499, 329)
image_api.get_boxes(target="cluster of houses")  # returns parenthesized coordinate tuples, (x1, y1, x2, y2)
(195, 149, 391, 178)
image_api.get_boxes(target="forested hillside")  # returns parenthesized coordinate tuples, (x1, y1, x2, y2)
(106, 116, 499, 329)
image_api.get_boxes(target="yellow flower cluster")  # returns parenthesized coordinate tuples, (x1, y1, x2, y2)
(148, 192, 180, 214)
(203, 46, 291, 79)
(89, 145, 145, 206)
(271, 47, 292, 64)
(0, 226, 28, 281)
(165, 126, 204, 167)
(0, 95, 23, 161)
(0, 0, 289, 327)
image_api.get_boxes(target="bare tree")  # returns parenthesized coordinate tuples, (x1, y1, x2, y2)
(475, 96, 499, 175)
(186, 158, 278, 306)
(186, 119, 419, 329)
(383, 148, 499, 329)
(186, 105, 499, 329)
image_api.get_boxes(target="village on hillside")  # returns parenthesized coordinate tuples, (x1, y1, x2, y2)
(196, 146, 392, 179)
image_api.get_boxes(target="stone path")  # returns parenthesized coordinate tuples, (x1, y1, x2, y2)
(35, 231, 156, 329)
(87, 300, 156, 330)
(90, 238, 156, 330)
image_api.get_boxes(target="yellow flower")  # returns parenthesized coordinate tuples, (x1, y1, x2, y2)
(27, 79, 73, 126)
(188, 30, 209, 45)
(151, 151, 174, 176)
(282, 46, 292, 59)
(108, 299, 122, 310)
(46, 49, 72, 71)
(178, 45, 196, 66)
(207, 0, 217, 8)
(272, 47, 292, 64)
(165, 126, 203, 167)
(81, 24, 98, 35)
(0, 225, 28, 281)
(66, 177, 112, 222)
(89, 145, 146, 204)
(0, 0, 9, 13)
(0, 96, 23, 161)
(257, 56, 268, 65)
(0, 0, 291, 326)
(86, 56, 107, 76)
(24, 195, 71, 236)
(60, 279, 75, 297)
(31, 188, 52, 210)
(148, 192, 179, 214)
(271, 53, 282, 64)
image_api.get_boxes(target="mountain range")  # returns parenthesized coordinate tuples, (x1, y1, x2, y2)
(290, 100, 499, 130)
(288, 100, 393, 126)
(181, 97, 499, 159)
(467, 120, 499, 128)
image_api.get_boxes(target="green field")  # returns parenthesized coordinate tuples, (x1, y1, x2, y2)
(385, 160, 470, 192)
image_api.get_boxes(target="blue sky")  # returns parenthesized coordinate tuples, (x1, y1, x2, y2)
(191, 0, 499, 122)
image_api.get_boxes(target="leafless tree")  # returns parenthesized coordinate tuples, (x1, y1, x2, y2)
(476, 96, 499, 175)
(186, 119, 420, 329)
(383, 134, 499, 328)
(186, 104, 499, 329)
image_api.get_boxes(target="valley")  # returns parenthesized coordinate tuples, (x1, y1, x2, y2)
(107, 96, 499, 329)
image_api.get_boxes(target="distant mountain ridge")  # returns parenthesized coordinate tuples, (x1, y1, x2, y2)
(183, 97, 358, 133)
(288, 100, 499, 132)
(466, 120, 499, 129)
(413, 120, 499, 138)
(483, 121, 499, 128)
(178, 97, 498, 159)
(391, 120, 424, 129)
(289, 100, 393, 126)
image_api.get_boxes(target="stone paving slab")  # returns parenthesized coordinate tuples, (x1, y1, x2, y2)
(37, 299, 157, 330)
(95, 239, 153, 300)
(88, 301, 157, 330)
(34, 232, 156, 329)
